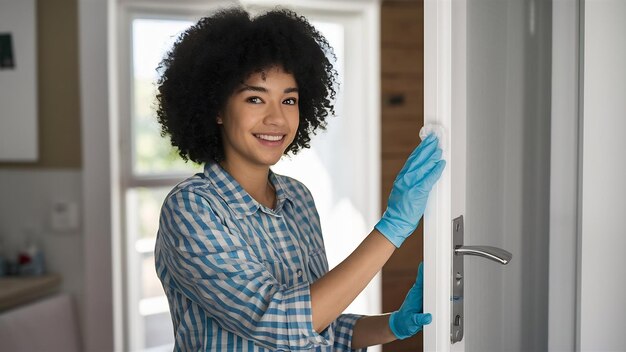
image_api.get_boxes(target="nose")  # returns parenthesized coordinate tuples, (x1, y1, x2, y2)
(263, 100, 288, 126)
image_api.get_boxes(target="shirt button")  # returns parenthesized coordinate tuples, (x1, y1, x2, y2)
(296, 268, 303, 278)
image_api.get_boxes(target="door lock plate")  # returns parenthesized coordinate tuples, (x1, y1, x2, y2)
(451, 216, 464, 343)
(450, 215, 512, 343)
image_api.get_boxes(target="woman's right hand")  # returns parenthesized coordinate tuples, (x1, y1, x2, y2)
(374, 133, 446, 247)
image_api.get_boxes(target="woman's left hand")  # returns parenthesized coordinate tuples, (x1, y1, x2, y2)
(388, 262, 432, 339)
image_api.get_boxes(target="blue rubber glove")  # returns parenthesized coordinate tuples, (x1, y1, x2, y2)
(375, 133, 446, 247)
(389, 262, 432, 339)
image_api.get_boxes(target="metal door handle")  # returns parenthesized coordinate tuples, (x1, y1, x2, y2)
(454, 245, 512, 265)
(451, 216, 513, 344)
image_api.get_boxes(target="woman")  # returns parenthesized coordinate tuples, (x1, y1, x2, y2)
(154, 7, 445, 351)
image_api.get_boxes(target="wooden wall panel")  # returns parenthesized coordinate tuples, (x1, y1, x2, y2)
(380, 1, 424, 351)
(381, 1, 423, 48)
(381, 47, 423, 75)
(382, 76, 424, 118)
(381, 120, 422, 155)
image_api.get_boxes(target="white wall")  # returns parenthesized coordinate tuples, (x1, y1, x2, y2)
(0, 170, 84, 326)
(579, 1, 626, 351)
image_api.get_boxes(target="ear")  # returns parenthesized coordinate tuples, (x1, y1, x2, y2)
(216, 115, 223, 124)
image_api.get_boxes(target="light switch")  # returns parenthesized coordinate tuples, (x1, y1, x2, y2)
(50, 200, 79, 232)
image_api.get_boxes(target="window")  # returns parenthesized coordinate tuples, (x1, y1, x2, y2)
(124, 17, 197, 351)
(116, 3, 380, 351)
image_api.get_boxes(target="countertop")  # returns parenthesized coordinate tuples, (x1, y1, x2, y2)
(0, 274, 62, 312)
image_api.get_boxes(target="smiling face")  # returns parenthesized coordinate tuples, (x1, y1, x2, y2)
(217, 66, 300, 170)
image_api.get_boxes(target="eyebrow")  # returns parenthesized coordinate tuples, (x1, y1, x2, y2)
(236, 85, 299, 94)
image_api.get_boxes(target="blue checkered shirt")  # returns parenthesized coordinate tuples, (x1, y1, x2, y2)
(155, 162, 366, 351)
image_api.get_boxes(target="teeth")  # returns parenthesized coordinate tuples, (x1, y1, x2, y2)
(256, 134, 283, 141)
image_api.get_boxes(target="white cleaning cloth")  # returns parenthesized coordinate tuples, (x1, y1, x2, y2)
(419, 123, 447, 153)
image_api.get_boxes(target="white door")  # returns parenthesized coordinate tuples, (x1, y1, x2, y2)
(422, 0, 556, 351)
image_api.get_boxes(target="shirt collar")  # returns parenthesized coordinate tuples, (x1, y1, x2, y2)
(203, 162, 294, 218)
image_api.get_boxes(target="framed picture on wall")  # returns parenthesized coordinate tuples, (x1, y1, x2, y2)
(0, 33, 15, 69)
(0, 0, 38, 161)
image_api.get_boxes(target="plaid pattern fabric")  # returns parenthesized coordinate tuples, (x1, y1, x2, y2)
(155, 162, 366, 351)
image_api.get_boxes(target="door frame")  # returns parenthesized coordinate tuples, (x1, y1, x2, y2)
(423, 0, 580, 351)
(549, 1, 581, 351)
(422, 0, 464, 351)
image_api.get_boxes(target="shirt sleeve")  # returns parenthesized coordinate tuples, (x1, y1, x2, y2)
(157, 189, 331, 351)
(334, 314, 368, 351)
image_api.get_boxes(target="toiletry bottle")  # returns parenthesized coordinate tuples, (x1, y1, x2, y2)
(18, 237, 45, 276)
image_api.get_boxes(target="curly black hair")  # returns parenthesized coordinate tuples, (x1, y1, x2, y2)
(155, 7, 339, 164)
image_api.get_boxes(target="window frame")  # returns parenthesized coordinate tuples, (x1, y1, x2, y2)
(114, 1, 381, 350)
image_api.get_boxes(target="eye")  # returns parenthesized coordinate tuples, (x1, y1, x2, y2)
(246, 96, 263, 104)
(283, 97, 298, 105)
